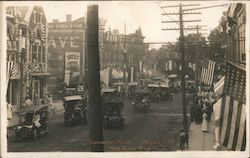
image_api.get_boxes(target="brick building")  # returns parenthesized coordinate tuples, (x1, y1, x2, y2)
(6, 6, 49, 108)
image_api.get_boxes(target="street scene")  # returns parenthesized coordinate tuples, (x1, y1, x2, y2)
(3, 1, 247, 153)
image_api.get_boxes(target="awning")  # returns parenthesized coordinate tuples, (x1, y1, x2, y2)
(227, 3, 239, 24)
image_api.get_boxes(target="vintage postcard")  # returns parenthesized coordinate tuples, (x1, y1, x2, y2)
(0, 1, 249, 158)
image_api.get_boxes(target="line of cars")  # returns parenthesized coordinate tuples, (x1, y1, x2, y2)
(13, 80, 173, 142)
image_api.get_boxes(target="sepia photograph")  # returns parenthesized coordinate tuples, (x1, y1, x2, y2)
(0, 1, 249, 157)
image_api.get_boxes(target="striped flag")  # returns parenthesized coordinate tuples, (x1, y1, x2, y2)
(6, 61, 19, 86)
(8, 24, 18, 40)
(41, 23, 46, 41)
(200, 59, 216, 85)
(219, 61, 246, 151)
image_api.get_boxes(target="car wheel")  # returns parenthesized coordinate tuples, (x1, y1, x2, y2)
(45, 127, 49, 135)
(14, 133, 20, 142)
(49, 110, 56, 120)
(65, 117, 70, 126)
(33, 129, 38, 141)
(121, 118, 126, 128)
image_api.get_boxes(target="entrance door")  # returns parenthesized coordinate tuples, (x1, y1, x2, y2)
(33, 80, 40, 105)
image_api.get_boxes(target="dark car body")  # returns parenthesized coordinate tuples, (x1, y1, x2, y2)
(63, 95, 87, 125)
(102, 88, 125, 128)
(132, 89, 150, 112)
(15, 105, 49, 142)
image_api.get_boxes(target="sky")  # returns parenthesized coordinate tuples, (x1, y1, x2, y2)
(5, 1, 229, 49)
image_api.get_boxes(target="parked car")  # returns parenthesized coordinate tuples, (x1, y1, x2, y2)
(15, 105, 49, 142)
(159, 84, 172, 101)
(148, 84, 161, 102)
(132, 89, 150, 112)
(101, 88, 125, 128)
(63, 95, 88, 125)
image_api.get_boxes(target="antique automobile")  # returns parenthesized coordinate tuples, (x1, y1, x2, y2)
(101, 88, 125, 128)
(147, 84, 161, 102)
(127, 82, 138, 99)
(63, 87, 77, 97)
(112, 82, 126, 97)
(159, 84, 172, 101)
(132, 89, 150, 112)
(15, 105, 49, 142)
(63, 95, 87, 125)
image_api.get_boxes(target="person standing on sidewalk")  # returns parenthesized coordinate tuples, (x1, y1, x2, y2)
(201, 108, 208, 132)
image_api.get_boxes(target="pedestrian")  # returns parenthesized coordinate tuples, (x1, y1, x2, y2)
(201, 109, 209, 132)
(34, 91, 40, 106)
(179, 129, 189, 150)
(190, 104, 195, 122)
(7, 100, 13, 129)
(23, 96, 33, 107)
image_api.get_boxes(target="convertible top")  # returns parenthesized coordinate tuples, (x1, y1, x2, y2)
(134, 89, 149, 94)
(128, 82, 138, 86)
(101, 88, 117, 93)
(64, 95, 83, 101)
(19, 105, 49, 114)
(147, 84, 160, 88)
(113, 82, 125, 86)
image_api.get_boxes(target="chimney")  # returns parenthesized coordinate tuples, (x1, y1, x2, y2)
(53, 19, 59, 23)
(66, 14, 72, 22)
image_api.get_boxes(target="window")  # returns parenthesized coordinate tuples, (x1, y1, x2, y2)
(33, 11, 36, 22)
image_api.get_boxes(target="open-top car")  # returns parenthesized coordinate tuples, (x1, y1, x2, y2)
(128, 82, 138, 99)
(159, 84, 172, 101)
(147, 84, 161, 102)
(132, 89, 150, 112)
(63, 95, 87, 125)
(101, 88, 125, 128)
(15, 105, 49, 142)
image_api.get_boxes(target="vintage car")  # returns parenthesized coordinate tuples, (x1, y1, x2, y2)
(15, 105, 49, 142)
(132, 89, 150, 112)
(101, 88, 125, 128)
(147, 84, 161, 102)
(63, 95, 88, 125)
(112, 82, 126, 97)
(127, 82, 138, 99)
(159, 84, 172, 101)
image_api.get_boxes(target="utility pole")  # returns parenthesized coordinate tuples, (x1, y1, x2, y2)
(123, 22, 127, 83)
(186, 24, 208, 105)
(161, 3, 201, 130)
(87, 5, 104, 152)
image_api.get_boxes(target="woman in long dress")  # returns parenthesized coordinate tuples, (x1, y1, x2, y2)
(202, 112, 208, 132)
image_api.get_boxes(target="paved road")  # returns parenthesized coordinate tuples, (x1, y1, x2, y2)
(8, 93, 192, 152)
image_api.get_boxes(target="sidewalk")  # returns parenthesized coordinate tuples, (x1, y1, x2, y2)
(188, 113, 216, 151)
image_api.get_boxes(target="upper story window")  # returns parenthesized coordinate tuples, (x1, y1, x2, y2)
(33, 10, 36, 23)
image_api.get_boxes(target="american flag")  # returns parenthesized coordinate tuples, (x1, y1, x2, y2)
(8, 24, 18, 40)
(6, 61, 19, 86)
(99, 41, 104, 50)
(219, 61, 246, 151)
(41, 23, 46, 41)
(200, 59, 216, 85)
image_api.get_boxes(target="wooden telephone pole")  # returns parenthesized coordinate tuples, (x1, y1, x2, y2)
(161, 3, 201, 130)
(87, 5, 104, 152)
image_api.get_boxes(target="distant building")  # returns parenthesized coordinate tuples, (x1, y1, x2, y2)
(6, 6, 49, 107)
(47, 15, 85, 96)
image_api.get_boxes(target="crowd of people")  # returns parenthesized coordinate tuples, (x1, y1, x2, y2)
(190, 85, 217, 132)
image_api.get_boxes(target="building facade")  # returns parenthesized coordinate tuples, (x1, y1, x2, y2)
(226, 3, 246, 67)
(6, 6, 49, 108)
(47, 15, 85, 96)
